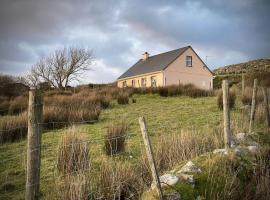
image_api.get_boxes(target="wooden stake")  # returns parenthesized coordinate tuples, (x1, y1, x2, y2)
(139, 117, 163, 200)
(242, 73, 245, 96)
(249, 79, 258, 133)
(262, 87, 270, 127)
(26, 90, 43, 200)
(222, 80, 231, 149)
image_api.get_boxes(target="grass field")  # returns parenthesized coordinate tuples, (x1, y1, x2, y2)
(0, 93, 263, 199)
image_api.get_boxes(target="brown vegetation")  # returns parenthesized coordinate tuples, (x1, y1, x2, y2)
(217, 89, 236, 110)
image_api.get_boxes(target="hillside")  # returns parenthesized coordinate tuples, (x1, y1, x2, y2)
(213, 58, 270, 75)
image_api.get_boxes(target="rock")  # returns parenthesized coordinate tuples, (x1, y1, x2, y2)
(164, 192, 181, 200)
(230, 136, 240, 148)
(178, 173, 195, 186)
(236, 133, 246, 141)
(233, 147, 242, 155)
(178, 161, 202, 174)
(151, 174, 179, 188)
(213, 148, 228, 155)
(247, 145, 258, 154)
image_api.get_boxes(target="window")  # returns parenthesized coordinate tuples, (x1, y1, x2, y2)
(131, 80, 135, 87)
(122, 81, 127, 87)
(151, 76, 157, 87)
(141, 78, 147, 87)
(186, 56, 192, 67)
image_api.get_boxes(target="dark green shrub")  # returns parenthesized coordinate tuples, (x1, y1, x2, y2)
(158, 87, 169, 97)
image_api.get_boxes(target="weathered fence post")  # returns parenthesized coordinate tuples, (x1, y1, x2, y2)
(222, 80, 231, 149)
(249, 79, 258, 133)
(139, 117, 163, 200)
(242, 73, 245, 96)
(26, 90, 43, 200)
(262, 87, 270, 127)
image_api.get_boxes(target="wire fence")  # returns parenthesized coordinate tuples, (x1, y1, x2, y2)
(0, 85, 268, 200)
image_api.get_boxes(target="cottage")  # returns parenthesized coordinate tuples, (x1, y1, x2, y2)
(117, 46, 213, 90)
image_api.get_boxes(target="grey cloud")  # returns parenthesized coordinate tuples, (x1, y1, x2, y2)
(0, 0, 269, 83)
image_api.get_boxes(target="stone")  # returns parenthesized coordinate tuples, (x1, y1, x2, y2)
(151, 174, 179, 188)
(178, 173, 194, 185)
(230, 136, 240, 148)
(233, 147, 242, 156)
(247, 145, 258, 154)
(178, 161, 202, 174)
(213, 148, 228, 155)
(236, 133, 246, 141)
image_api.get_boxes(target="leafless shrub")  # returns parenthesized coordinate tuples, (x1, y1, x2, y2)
(57, 127, 90, 175)
(117, 92, 129, 105)
(241, 87, 264, 105)
(104, 121, 128, 155)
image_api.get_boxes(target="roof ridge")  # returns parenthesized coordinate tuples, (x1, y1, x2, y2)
(147, 45, 190, 59)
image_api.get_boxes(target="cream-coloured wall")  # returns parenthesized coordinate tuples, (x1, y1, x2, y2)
(164, 47, 213, 89)
(117, 72, 164, 88)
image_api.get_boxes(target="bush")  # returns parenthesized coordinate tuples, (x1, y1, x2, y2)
(158, 87, 169, 97)
(104, 121, 128, 155)
(117, 93, 129, 105)
(57, 127, 90, 174)
(0, 112, 28, 143)
(217, 89, 236, 110)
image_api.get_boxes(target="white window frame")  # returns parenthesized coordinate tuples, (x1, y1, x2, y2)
(131, 80, 135, 87)
(122, 81, 127, 87)
(141, 78, 147, 87)
(186, 56, 192, 67)
(151, 76, 157, 87)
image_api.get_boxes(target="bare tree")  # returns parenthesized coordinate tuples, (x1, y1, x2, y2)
(28, 47, 93, 89)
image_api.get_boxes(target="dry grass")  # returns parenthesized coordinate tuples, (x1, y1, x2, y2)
(217, 89, 236, 110)
(117, 92, 129, 105)
(0, 112, 28, 143)
(104, 121, 128, 155)
(8, 95, 28, 115)
(241, 87, 264, 105)
(95, 157, 142, 200)
(56, 174, 90, 200)
(57, 127, 90, 175)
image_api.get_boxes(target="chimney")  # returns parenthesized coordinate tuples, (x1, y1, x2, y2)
(142, 52, 149, 60)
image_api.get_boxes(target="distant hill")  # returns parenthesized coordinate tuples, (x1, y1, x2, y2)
(213, 58, 270, 75)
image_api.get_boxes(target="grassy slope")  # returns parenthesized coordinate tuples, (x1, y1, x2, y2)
(0, 94, 245, 199)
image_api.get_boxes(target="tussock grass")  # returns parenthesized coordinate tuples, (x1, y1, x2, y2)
(57, 127, 90, 175)
(104, 121, 128, 155)
(241, 87, 264, 105)
(217, 89, 236, 110)
(117, 92, 129, 105)
(0, 112, 28, 143)
(95, 158, 142, 200)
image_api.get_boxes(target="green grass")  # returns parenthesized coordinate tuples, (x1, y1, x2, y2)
(0, 94, 251, 199)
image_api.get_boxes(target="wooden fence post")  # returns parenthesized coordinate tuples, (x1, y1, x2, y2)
(262, 87, 270, 127)
(26, 90, 43, 200)
(249, 79, 258, 133)
(222, 80, 231, 149)
(139, 117, 163, 200)
(242, 73, 245, 96)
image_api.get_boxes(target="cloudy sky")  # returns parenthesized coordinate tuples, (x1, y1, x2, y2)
(0, 0, 270, 84)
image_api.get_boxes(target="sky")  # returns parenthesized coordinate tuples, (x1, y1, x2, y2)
(0, 0, 270, 84)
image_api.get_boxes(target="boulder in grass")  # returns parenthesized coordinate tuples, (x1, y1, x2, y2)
(164, 192, 181, 200)
(151, 174, 179, 189)
(178, 161, 202, 174)
(230, 136, 240, 148)
(236, 133, 246, 142)
(247, 145, 258, 154)
(178, 173, 194, 186)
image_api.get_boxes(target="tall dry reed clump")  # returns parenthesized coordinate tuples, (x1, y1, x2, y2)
(57, 127, 90, 175)
(0, 112, 28, 143)
(96, 158, 142, 200)
(8, 95, 28, 115)
(117, 92, 129, 105)
(56, 174, 90, 200)
(140, 127, 223, 183)
(241, 87, 264, 105)
(104, 121, 128, 155)
(217, 89, 236, 110)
